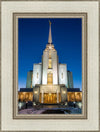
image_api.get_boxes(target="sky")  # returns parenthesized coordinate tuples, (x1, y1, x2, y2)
(18, 18, 82, 90)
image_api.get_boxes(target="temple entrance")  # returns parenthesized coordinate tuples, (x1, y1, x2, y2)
(39, 93, 61, 104)
(44, 93, 57, 104)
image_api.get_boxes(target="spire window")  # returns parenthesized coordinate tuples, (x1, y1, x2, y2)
(48, 59, 52, 69)
(37, 72, 39, 78)
(62, 73, 63, 79)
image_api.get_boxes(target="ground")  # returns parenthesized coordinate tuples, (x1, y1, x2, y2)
(18, 104, 82, 114)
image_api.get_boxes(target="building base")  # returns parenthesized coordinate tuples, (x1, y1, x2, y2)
(33, 84, 67, 104)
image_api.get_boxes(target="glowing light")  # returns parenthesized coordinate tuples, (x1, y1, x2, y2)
(34, 91, 38, 94)
(78, 102, 82, 109)
(18, 102, 22, 109)
(65, 102, 67, 106)
(63, 91, 66, 94)
(33, 102, 36, 106)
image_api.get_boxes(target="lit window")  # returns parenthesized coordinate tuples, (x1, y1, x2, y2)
(48, 59, 52, 69)
(62, 73, 63, 79)
(49, 51, 51, 59)
(47, 73, 53, 84)
(37, 72, 38, 78)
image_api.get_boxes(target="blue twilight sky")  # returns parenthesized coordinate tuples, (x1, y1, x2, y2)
(18, 18, 82, 90)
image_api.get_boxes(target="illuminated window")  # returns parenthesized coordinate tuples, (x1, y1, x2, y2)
(62, 73, 63, 79)
(48, 59, 52, 68)
(49, 51, 51, 59)
(37, 72, 38, 78)
(47, 73, 53, 84)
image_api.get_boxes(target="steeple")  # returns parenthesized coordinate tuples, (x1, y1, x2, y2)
(48, 20, 52, 44)
(45, 20, 56, 51)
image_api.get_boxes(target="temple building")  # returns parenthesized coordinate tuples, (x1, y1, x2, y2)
(18, 21, 82, 104)
(67, 71, 74, 88)
(26, 70, 33, 88)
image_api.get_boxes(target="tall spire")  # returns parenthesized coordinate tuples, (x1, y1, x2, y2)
(48, 20, 52, 44)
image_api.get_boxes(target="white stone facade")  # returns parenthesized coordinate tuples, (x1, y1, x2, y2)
(52, 51, 58, 84)
(32, 54, 68, 87)
(59, 64, 68, 87)
(40, 85, 60, 93)
(32, 64, 42, 87)
(32, 21, 68, 88)
(42, 50, 48, 84)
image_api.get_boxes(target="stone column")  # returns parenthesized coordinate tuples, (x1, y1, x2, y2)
(41, 90, 44, 103)
(57, 90, 59, 103)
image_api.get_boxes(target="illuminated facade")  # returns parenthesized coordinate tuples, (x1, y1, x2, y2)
(32, 22, 68, 87)
(18, 88, 82, 103)
(18, 21, 82, 104)
(32, 21, 68, 104)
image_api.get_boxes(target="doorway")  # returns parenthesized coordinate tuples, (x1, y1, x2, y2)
(39, 93, 61, 104)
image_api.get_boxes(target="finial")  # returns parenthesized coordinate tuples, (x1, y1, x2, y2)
(49, 20, 51, 25)
(48, 20, 52, 44)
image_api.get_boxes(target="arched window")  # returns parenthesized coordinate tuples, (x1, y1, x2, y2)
(62, 73, 63, 79)
(37, 72, 38, 78)
(48, 59, 52, 68)
(47, 72, 53, 85)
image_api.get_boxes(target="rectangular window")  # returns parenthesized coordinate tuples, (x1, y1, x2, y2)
(48, 59, 52, 69)
(47, 73, 53, 84)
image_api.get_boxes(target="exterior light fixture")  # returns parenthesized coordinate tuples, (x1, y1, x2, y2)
(78, 102, 82, 109)
(63, 91, 66, 94)
(18, 102, 23, 109)
(33, 102, 36, 106)
(65, 102, 67, 106)
(34, 91, 38, 94)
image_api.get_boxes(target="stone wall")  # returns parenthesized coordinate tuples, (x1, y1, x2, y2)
(32, 64, 42, 87)
(59, 64, 68, 87)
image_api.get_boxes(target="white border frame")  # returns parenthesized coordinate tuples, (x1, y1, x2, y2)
(1, 1, 99, 131)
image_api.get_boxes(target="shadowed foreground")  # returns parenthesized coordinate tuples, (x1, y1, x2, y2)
(18, 106, 82, 114)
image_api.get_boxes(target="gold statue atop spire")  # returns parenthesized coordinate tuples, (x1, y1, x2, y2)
(49, 20, 51, 25)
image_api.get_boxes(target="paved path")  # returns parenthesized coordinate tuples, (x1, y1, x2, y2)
(19, 108, 45, 114)
(18, 107, 82, 114)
